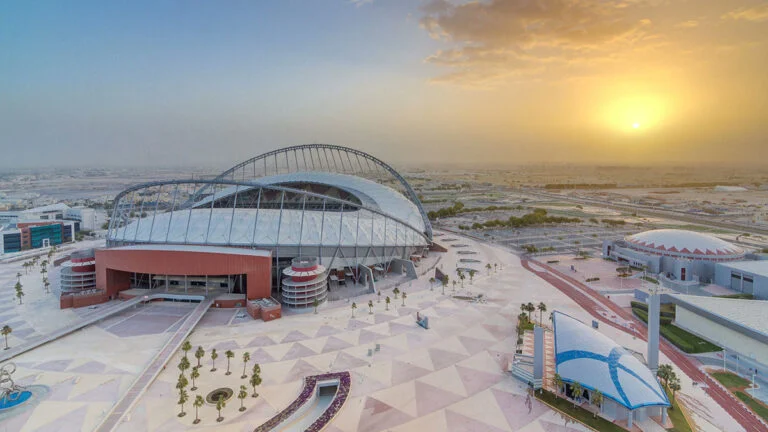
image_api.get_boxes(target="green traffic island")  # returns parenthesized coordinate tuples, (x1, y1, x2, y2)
(630, 305, 721, 354)
(709, 370, 768, 423)
(663, 387, 693, 432)
(535, 389, 627, 432)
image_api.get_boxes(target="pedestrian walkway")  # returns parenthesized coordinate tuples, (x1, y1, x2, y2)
(95, 297, 213, 432)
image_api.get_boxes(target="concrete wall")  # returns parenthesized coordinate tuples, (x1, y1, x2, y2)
(95, 247, 272, 299)
(675, 306, 768, 365)
(714, 263, 768, 299)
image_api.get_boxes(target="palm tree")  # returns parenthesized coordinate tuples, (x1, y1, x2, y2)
(241, 352, 251, 379)
(178, 356, 190, 375)
(591, 389, 604, 417)
(43, 277, 50, 294)
(485, 263, 491, 275)
(238, 385, 248, 411)
(377, 291, 382, 303)
(210, 348, 218, 372)
(351, 302, 357, 318)
(16, 271, 22, 280)
(385, 296, 391, 311)
(178, 389, 189, 417)
(313, 298, 319, 314)
(181, 340, 192, 359)
(553, 373, 563, 394)
(193, 395, 204, 424)
(190, 366, 200, 391)
(458, 270, 465, 288)
(494, 263, 498, 273)
(368, 300, 374, 314)
(195, 346, 205, 367)
(669, 377, 681, 400)
(441, 276, 448, 295)
(469, 269, 476, 285)
(250, 363, 262, 397)
(216, 394, 226, 422)
(429, 277, 435, 291)
(526, 302, 535, 317)
(571, 381, 583, 407)
(225, 350, 234, 375)
(15, 281, 24, 305)
(401, 292, 407, 307)
(176, 373, 188, 397)
(452, 280, 457, 293)
(393, 287, 400, 299)
(537, 302, 547, 326)
(1, 325, 11, 350)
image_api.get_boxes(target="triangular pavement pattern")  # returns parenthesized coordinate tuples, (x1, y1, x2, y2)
(281, 342, 318, 361)
(67, 360, 107, 374)
(349, 373, 390, 398)
(428, 347, 468, 371)
(46, 377, 79, 401)
(458, 335, 496, 355)
(72, 377, 122, 402)
(374, 313, 398, 324)
(356, 396, 414, 432)
(281, 330, 310, 343)
(455, 365, 504, 396)
(282, 359, 323, 383)
(491, 387, 550, 430)
(369, 381, 418, 417)
(212, 340, 240, 352)
(32, 404, 89, 432)
(345, 319, 370, 330)
(314, 324, 341, 337)
(332, 351, 370, 370)
(322, 335, 354, 353)
(34, 359, 73, 372)
(445, 409, 510, 432)
(249, 347, 276, 364)
(390, 359, 431, 386)
(358, 328, 388, 345)
(388, 321, 416, 336)
(418, 366, 468, 397)
(414, 380, 465, 416)
(245, 334, 276, 348)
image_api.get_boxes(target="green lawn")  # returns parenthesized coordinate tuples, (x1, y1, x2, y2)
(711, 371, 751, 389)
(641, 276, 659, 285)
(665, 388, 693, 432)
(735, 391, 768, 423)
(631, 309, 720, 354)
(716, 293, 754, 300)
(536, 390, 627, 432)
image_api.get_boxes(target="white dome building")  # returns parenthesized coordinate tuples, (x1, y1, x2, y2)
(603, 229, 746, 285)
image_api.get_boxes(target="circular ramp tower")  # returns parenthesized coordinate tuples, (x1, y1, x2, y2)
(60, 249, 97, 293)
(281, 257, 328, 309)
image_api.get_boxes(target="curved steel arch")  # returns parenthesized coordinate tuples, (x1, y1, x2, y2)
(108, 178, 430, 247)
(203, 144, 432, 240)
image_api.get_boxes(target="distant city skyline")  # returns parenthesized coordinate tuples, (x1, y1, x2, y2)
(2, 0, 767, 168)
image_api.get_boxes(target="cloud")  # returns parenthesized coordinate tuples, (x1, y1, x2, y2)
(419, 0, 657, 85)
(675, 20, 699, 29)
(349, 0, 374, 7)
(722, 4, 768, 22)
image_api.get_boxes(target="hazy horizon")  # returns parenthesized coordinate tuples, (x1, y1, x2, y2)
(2, 0, 767, 168)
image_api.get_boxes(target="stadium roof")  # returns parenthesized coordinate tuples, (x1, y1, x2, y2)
(625, 229, 744, 260)
(553, 312, 670, 410)
(668, 294, 768, 344)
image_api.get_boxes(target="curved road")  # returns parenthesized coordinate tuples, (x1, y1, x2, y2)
(522, 259, 768, 432)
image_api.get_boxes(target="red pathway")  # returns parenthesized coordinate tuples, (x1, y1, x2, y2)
(522, 259, 768, 432)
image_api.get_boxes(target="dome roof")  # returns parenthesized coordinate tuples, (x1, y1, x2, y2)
(553, 312, 669, 410)
(625, 229, 744, 260)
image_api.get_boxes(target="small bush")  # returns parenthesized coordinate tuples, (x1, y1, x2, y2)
(630, 301, 648, 311)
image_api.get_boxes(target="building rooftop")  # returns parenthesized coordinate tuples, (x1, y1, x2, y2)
(717, 260, 768, 277)
(625, 229, 744, 259)
(553, 312, 669, 410)
(109, 244, 272, 257)
(669, 294, 768, 340)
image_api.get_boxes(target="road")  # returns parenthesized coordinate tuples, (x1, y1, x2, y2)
(522, 259, 768, 432)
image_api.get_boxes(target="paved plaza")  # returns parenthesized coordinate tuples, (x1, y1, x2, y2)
(0, 234, 752, 431)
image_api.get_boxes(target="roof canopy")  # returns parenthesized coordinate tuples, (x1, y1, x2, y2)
(625, 229, 744, 260)
(553, 312, 669, 410)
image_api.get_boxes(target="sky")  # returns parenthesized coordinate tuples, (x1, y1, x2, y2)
(2, 0, 768, 169)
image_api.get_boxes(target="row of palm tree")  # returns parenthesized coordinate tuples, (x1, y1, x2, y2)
(552, 373, 604, 417)
(1, 325, 11, 350)
(178, 341, 263, 423)
(351, 290, 407, 318)
(520, 302, 548, 326)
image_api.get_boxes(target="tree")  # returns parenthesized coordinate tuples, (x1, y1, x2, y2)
(458, 270, 465, 288)
(176, 373, 188, 397)
(494, 263, 498, 273)
(385, 296, 391, 311)
(177, 389, 189, 417)
(452, 280, 457, 293)
(210, 348, 218, 372)
(193, 395, 204, 424)
(225, 350, 234, 375)
(571, 381, 583, 407)
(241, 352, 251, 379)
(190, 366, 200, 391)
(313, 298, 319, 314)
(351, 302, 357, 318)
(178, 356, 190, 375)
(591, 389, 603, 417)
(393, 287, 400, 299)
(441, 276, 448, 295)
(486, 263, 492, 275)
(43, 277, 50, 294)
(250, 363, 262, 397)
(469, 269, 476, 285)
(537, 302, 547, 326)
(368, 300, 374, 314)
(15, 281, 24, 305)
(401, 292, 407, 307)
(657, 364, 674, 388)
(238, 385, 248, 411)
(195, 346, 205, 367)
(553, 373, 563, 396)
(377, 290, 382, 303)
(429, 277, 435, 291)
(1, 325, 11, 350)
(216, 394, 226, 422)
(16, 271, 22, 280)
(669, 377, 681, 400)
(181, 340, 192, 360)
(526, 302, 535, 317)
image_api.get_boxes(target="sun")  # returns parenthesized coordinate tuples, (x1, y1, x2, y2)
(632, 123, 640, 129)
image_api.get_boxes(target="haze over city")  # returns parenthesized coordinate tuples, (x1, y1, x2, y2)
(2, 0, 768, 168)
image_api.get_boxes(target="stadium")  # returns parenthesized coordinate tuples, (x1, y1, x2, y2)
(95, 145, 432, 312)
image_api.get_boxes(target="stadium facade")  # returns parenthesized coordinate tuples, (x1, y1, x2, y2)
(95, 145, 432, 311)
